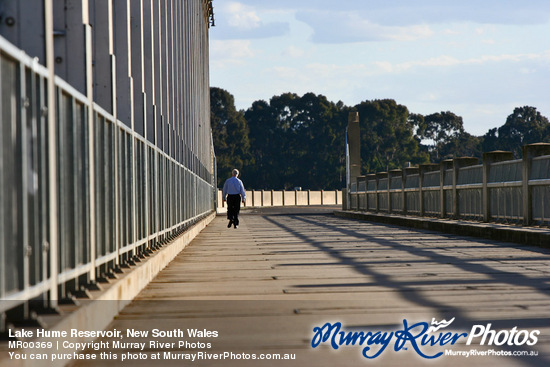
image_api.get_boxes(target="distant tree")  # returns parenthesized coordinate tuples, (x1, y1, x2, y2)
(417, 111, 466, 161)
(245, 92, 347, 189)
(355, 99, 428, 173)
(210, 87, 252, 186)
(482, 106, 550, 157)
(438, 132, 482, 160)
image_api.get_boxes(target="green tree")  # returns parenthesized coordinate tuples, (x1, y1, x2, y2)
(419, 111, 466, 161)
(245, 92, 347, 189)
(438, 132, 482, 160)
(355, 99, 428, 173)
(482, 106, 550, 157)
(210, 87, 252, 186)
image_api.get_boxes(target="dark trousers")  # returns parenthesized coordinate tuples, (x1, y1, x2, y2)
(226, 194, 241, 225)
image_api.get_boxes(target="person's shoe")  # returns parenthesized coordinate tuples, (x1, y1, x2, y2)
(227, 220, 233, 228)
(234, 224, 238, 229)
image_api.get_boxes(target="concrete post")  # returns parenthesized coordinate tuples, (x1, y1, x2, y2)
(522, 143, 550, 225)
(452, 158, 479, 219)
(482, 151, 513, 222)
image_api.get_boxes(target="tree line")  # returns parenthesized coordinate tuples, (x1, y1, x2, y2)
(210, 87, 550, 190)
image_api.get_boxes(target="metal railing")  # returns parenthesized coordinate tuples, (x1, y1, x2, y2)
(0, 36, 215, 315)
(346, 146, 550, 227)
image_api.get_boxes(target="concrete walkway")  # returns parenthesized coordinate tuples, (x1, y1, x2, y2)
(75, 207, 550, 367)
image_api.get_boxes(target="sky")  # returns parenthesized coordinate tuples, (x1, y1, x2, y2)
(208, 0, 550, 136)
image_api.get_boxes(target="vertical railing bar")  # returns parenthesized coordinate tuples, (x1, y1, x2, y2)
(0, 55, 6, 299)
(114, 125, 120, 266)
(131, 134, 137, 256)
(85, 22, 97, 283)
(20, 63, 31, 310)
(45, 0, 59, 305)
(29, 65, 41, 289)
(71, 96, 80, 288)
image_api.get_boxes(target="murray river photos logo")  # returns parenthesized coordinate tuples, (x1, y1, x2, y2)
(311, 318, 540, 359)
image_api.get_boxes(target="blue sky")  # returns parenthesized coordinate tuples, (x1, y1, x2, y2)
(209, 0, 550, 135)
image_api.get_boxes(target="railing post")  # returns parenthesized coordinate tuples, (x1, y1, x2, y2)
(453, 158, 479, 219)
(522, 143, 550, 225)
(482, 151, 513, 222)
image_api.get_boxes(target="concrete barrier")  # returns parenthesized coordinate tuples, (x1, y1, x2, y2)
(217, 189, 342, 210)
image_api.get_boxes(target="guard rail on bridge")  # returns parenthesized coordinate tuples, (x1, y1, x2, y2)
(345, 144, 550, 227)
(0, 0, 216, 321)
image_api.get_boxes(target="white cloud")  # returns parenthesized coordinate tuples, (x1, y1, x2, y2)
(296, 11, 434, 43)
(211, 1, 290, 39)
(281, 46, 306, 58)
(225, 2, 261, 30)
(210, 40, 254, 67)
(371, 52, 550, 74)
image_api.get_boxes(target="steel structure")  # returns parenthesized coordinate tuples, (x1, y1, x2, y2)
(0, 0, 216, 319)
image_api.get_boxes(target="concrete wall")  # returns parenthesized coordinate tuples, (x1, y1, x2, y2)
(217, 189, 342, 210)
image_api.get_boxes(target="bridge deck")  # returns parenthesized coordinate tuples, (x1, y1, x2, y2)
(75, 207, 550, 366)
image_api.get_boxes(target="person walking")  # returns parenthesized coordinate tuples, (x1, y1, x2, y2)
(222, 169, 246, 229)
